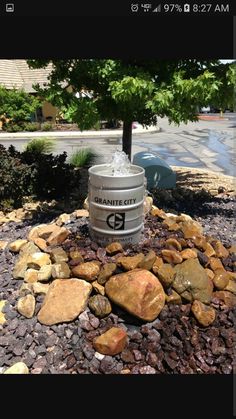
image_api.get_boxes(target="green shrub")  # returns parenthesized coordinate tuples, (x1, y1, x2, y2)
(0, 144, 83, 211)
(23, 122, 41, 132)
(24, 137, 56, 154)
(69, 148, 98, 168)
(41, 122, 54, 131)
(2, 122, 25, 132)
(0, 145, 35, 209)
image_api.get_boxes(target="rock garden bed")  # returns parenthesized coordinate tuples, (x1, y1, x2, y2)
(0, 190, 235, 375)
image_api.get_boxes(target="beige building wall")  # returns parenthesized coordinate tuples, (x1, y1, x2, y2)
(42, 101, 58, 122)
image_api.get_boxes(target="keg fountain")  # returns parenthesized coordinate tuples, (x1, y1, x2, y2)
(88, 152, 146, 246)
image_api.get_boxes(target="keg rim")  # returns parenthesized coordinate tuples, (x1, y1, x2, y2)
(88, 163, 145, 178)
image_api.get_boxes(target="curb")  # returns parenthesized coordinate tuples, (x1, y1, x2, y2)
(0, 126, 160, 140)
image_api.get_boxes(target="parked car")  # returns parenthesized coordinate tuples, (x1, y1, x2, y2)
(200, 106, 210, 113)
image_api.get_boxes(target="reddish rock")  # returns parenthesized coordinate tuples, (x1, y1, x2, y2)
(105, 269, 165, 322)
(93, 327, 127, 355)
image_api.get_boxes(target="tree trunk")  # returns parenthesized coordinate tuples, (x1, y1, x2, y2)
(122, 120, 133, 161)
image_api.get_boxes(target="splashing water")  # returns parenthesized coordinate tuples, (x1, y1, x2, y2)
(109, 151, 131, 176)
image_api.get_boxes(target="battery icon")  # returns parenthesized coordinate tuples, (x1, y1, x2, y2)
(184, 4, 190, 12)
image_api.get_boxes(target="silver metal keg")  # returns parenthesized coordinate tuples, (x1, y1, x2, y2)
(88, 164, 145, 246)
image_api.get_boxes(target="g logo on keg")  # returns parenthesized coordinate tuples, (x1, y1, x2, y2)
(106, 213, 125, 230)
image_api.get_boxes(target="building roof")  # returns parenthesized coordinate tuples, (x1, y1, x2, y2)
(0, 59, 52, 93)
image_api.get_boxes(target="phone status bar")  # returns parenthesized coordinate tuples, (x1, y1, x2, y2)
(0, 1, 235, 16)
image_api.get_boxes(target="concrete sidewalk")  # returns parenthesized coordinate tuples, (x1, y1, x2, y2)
(0, 124, 159, 139)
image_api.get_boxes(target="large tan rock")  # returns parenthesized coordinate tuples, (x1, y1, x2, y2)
(191, 300, 216, 327)
(4, 362, 29, 374)
(72, 261, 101, 281)
(37, 279, 92, 325)
(93, 327, 127, 355)
(17, 294, 35, 318)
(173, 258, 213, 304)
(105, 269, 165, 322)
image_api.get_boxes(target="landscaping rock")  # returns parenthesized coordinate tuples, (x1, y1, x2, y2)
(88, 295, 112, 318)
(173, 258, 213, 304)
(9, 239, 28, 253)
(105, 269, 165, 321)
(93, 327, 127, 355)
(106, 242, 123, 255)
(191, 300, 216, 327)
(17, 294, 35, 318)
(51, 262, 71, 279)
(116, 253, 144, 271)
(72, 261, 101, 281)
(37, 279, 92, 325)
(3, 362, 29, 374)
(97, 263, 117, 284)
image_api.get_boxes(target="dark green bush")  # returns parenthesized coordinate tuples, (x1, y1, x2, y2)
(0, 144, 82, 210)
(2, 121, 25, 132)
(0, 145, 35, 210)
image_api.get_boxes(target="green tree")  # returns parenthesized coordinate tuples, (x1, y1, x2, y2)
(0, 86, 40, 125)
(27, 60, 235, 160)
(209, 62, 236, 115)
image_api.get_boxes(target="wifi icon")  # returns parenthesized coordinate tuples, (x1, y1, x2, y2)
(153, 4, 161, 12)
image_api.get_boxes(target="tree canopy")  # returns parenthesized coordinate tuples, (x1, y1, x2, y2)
(28, 59, 236, 160)
(0, 85, 40, 124)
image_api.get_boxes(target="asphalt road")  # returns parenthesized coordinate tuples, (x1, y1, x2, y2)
(0, 114, 235, 176)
